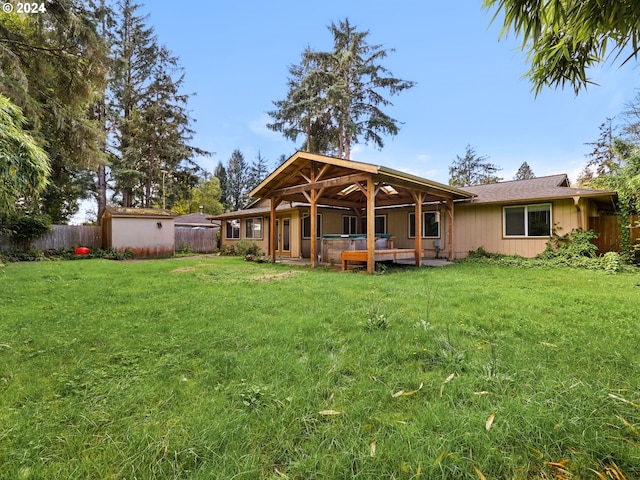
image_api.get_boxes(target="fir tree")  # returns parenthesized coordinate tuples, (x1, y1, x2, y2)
(449, 145, 502, 186)
(268, 18, 414, 158)
(514, 162, 536, 180)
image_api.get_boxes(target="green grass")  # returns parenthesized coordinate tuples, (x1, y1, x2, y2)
(0, 257, 638, 479)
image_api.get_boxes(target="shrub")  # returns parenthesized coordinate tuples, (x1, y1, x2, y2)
(539, 229, 598, 259)
(602, 251, 623, 273)
(219, 244, 237, 256)
(235, 240, 261, 257)
(2, 213, 51, 251)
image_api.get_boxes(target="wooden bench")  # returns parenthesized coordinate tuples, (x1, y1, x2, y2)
(341, 250, 369, 270)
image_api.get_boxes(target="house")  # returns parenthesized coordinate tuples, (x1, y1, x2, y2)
(453, 174, 618, 257)
(102, 207, 175, 257)
(211, 152, 617, 272)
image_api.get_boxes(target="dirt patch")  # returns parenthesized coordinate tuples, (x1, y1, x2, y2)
(254, 271, 300, 282)
(171, 263, 217, 274)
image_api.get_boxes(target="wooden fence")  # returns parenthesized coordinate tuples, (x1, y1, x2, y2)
(0, 225, 102, 251)
(589, 215, 639, 255)
(175, 227, 218, 253)
(1, 225, 218, 254)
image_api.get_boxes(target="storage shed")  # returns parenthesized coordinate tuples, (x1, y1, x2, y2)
(102, 207, 175, 258)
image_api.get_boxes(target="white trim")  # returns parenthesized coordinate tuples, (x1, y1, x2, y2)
(408, 211, 441, 239)
(503, 203, 552, 237)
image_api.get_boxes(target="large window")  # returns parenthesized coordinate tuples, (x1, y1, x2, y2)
(361, 215, 387, 235)
(245, 217, 263, 239)
(342, 215, 358, 235)
(302, 214, 322, 238)
(225, 219, 240, 239)
(503, 204, 551, 237)
(408, 211, 440, 238)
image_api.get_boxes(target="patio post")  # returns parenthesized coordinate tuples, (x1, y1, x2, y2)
(310, 187, 317, 268)
(269, 196, 281, 263)
(366, 176, 375, 274)
(413, 191, 425, 266)
(447, 199, 454, 260)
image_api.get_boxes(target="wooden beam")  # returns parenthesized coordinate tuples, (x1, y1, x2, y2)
(447, 199, 454, 260)
(412, 191, 425, 266)
(310, 164, 317, 269)
(269, 196, 282, 262)
(270, 172, 370, 197)
(367, 176, 375, 274)
(315, 163, 331, 182)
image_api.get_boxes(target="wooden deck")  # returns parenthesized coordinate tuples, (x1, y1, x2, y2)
(341, 248, 416, 270)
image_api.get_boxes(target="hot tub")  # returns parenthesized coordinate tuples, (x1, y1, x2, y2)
(321, 234, 394, 264)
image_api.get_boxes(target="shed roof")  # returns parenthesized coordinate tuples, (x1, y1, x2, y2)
(104, 206, 175, 218)
(459, 174, 617, 205)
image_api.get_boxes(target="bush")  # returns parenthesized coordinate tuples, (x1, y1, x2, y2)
(2, 213, 51, 251)
(602, 251, 623, 274)
(539, 228, 598, 259)
(235, 240, 261, 256)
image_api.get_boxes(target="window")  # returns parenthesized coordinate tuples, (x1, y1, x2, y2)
(245, 217, 263, 239)
(342, 215, 358, 235)
(361, 215, 387, 235)
(302, 214, 322, 238)
(503, 204, 551, 237)
(225, 219, 240, 239)
(408, 211, 440, 238)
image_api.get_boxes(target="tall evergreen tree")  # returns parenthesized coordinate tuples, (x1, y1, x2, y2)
(226, 150, 248, 211)
(577, 119, 620, 186)
(268, 18, 415, 158)
(108, 0, 207, 209)
(514, 162, 535, 180)
(247, 151, 270, 193)
(214, 161, 229, 211)
(110, 0, 157, 207)
(449, 145, 502, 186)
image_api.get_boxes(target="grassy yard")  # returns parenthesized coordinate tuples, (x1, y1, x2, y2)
(0, 257, 638, 479)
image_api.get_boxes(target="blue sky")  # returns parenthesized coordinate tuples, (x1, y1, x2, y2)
(145, 2, 638, 184)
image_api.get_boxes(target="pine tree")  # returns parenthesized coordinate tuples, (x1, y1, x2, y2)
(226, 150, 249, 211)
(449, 145, 502, 186)
(108, 0, 208, 209)
(214, 161, 229, 211)
(514, 162, 536, 180)
(247, 151, 270, 193)
(577, 119, 620, 186)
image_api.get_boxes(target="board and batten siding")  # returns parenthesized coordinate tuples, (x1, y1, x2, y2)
(454, 199, 580, 258)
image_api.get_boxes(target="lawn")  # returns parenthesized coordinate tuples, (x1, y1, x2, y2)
(0, 257, 638, 479)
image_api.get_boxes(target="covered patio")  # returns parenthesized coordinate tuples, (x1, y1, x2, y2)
(249, 152, 473, 274)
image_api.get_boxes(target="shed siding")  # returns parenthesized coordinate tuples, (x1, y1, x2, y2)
(109, 216, 175, 257)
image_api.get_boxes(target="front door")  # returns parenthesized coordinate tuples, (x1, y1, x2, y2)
(275, 218, 291, 255)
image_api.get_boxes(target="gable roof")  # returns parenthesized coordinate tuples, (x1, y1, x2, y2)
(250, 151, 473, 207)
(175, 212, 220, 227)
(459, 174, 617, 205)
